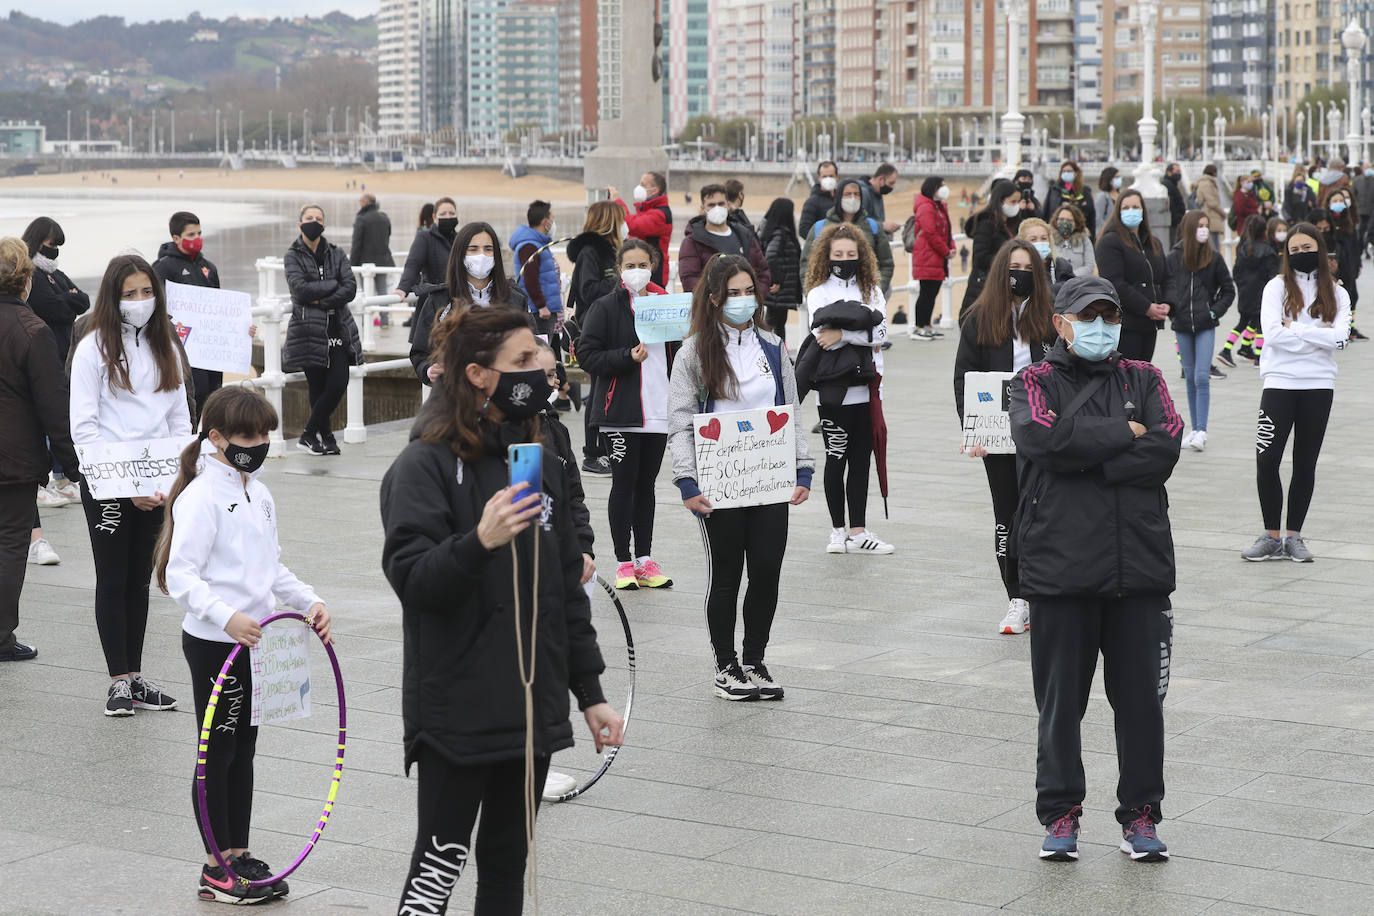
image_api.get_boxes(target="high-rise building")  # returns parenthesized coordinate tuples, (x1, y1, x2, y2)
(419, 0, 463, 134)
(1100, 1, 1206, 111)
(378, 0, 423, 134)
(1208, 0, 1276, 116)
(712, 0, 801, 134)
(497, 0, 561, 133)
(1275, 2, 1343, 121)
(1074, 0, 1105, 129)
(802, 0, 837, 118)
(663, 0, 714, 138)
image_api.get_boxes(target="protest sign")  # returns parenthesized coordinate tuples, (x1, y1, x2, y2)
(76, 436, 196, 499)
(250, 622, 313, 727)
(165, 281, 253, 374)
(692, 406, 795, 509)
(961, 370, 1016, 454)
(632, 293, 693, 344)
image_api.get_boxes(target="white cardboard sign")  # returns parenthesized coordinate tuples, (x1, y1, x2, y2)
(961, 370, 1016, 455)
(76, 435, 196, 499)
(692, 406, 796, 509)
(249, 622, 313, 727)
(164, 281, 253, 374)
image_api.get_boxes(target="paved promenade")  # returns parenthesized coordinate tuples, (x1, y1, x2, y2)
(3, 310, 1373, 915)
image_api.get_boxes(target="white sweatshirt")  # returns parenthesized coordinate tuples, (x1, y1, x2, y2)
(711, 323, 777, 414)
(804, 275, 888, 405)
(1258, 273, 1351, 390)
(167, 442, 322, 643)
(70, 325, 191, 446)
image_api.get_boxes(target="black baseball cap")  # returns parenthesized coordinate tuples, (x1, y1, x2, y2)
(1053, 276, 1122, 316)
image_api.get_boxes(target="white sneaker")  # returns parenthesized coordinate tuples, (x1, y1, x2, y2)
(541, 770, 579, 801)
(1189, 430, 1207, 452)
(1000, 598, 1030, 634)
(1180, 431, 1196, 450)
(846, 530, 895, 554)
(827, 527, 849, 554)
(27, 538, 60, 566)
(50, 478, 79, 502)
(35, 486, 71, 509)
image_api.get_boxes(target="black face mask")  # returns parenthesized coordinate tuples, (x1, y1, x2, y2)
(1288, 250, 1321, 275)
(38, 244, 59, 260)
(829, 259, 859, 281)
(224, 442, 270, 475)
(1008, 269, 1034, 299)
(878, 183, 894, 195)
(437, 217, 459, 237)
(485, 368, 555, 421)
(300, 221, 325, 241)
(1017, 181, 1033, 192)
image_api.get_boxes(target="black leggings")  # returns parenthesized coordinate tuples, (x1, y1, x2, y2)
(303, 345, 351, 438)
(914, 279, 943, 328)
(184, 632, 258, 853)
(818, 402, 873, 529)
(604, 431, 666, 562)
(581, 375, 605, 460)
(397, 743, 550, 916)
(191, 368, 223, 430)
(699, 503, 789, 669)
(1256, 387, 1334, 533)
(79, 479, 162, 676)
(983, 455, 1020, 599)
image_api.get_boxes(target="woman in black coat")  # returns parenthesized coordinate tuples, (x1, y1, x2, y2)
(282, 204, 361, 456)
(566, 201, 627, 473)
(961, 179, 1024, 314)
(1323, 189, 1362, 327)
(758, 197, 802, 343)
(394, 196, 457, 299)
(380, 306, 622, 914)
(21, 218, 89, 361)
(1094, 190, 1172, 361)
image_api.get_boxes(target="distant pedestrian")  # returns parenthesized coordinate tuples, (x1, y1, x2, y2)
(1162, 163, 1187, 244)
(860, 163, 902, 235)
(723, 177, 760, 248)
(394, 197, 456, 302)
(961, 179, 1023, 314)
(1095, 190, 1172, 361)
(909, 176, 954, 341)
(1012, 169, 1042, 219)
(1094, 166, 1122, 233)
(349, 192, 394, 324)
(566, 201, 626, 476)
(1282, 165, 1317, 225)
(1165, 210, 1235, 452)
(802, 178, 892, 295)
(1219, 214, 1279, 368)
(510, 200, 563, 344)
(1192, 165, 1226, 250)
(678, 183, 772, 293)
(1017, 218, 1076, 292)
(799, 160, 839, 238)
(416, 201, 434, 231)
(1322, 188, 1363, 337)
(152, 211, 224, 420)
(1050, 204, 1095, 277)
(1042, 159, 1095, 240)
(615, 171, 674, 287)
(757, 197, 802, 343)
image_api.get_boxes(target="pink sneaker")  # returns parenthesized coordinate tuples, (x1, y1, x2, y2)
(635, 558, 673, 589)
(613, 561, 639, 590)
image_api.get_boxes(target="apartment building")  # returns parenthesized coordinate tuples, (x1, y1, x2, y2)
(1274, 1, 1343, 119)
(1100, 1, 1206, 109)
(496, 0, 561, 133)
(1208, 0, 1277, 114)
(712, 0, 802, 131)
(662, 0, 714, 137)
(377, 0, 423, 134)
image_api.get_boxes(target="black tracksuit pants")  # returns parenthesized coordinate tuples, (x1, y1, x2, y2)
(982, 455, 1019, 599)
(79, 480, 163, 677)
(914, 279, 943, 328)
(1117, 327, 1158, 363)
(397, 743, 550, 916)
(303, 344, 351, 439)
(184, 632, 258, 853)
(0, 483, 33, 653)
(698, 503, 789, 670)
(817, 402, 873, 530)
(604, 431, 666, 563)
(1256, 387, 1334, 533)
(1030, 595, 1172, 826)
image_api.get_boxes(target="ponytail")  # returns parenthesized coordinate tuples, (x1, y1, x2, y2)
(154, 434, 205, 594)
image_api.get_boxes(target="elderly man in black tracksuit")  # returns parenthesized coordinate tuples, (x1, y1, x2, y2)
(1008, 275, 1183, 865)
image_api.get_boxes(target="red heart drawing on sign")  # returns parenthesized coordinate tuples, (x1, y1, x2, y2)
(699, 418, 721, 441)
(767, 410, 789, 434)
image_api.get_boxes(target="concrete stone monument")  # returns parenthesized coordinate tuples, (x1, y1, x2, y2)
(583, 0, 669, 201)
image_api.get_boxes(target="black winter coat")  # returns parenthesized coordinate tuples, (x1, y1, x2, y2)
(397, 224, 454, 294)
(1165, 244, 1235, 333)
(408, 286, 529, 384)
(25, 266, 89, 359)
(1008, 341, 1182, 599)
(577, 287, 679, 427)
(1043, 185, 1097, 239)
(0, 295, 81, 487)
(282, 237, 362, 371)
(961, 210, 1018, 311)
(1094, 229, 1172, 333)
(1327, 226, 1362, 308)
(153, 241, 221, 291)
(566, 231, 620, 317)
(793, 299, 882, 405)
(799, 183, 834, 238)
(349, 203, 394, 268)
(541, 405, 594, 558)
(379, 410, 606, 770)
(1231, 240, 1279, 321)
(760, 221, 802, 308)
(953, 303, 1055, 421)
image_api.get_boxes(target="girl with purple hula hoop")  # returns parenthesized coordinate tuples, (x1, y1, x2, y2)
(154, 386, 334, 905)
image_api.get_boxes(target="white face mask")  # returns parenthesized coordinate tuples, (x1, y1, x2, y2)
(547, 221, 557, 238)
(619, 223, 630, 240)
(633, 184, 649, 203)
(622, 267, 652, 293)
(1275, 231, 1289, 242)
(464, 254, 495, 279)
(936, 185, 950, 200)
(1002, 203, 1020, 218)
(840, 197, 862, 214)
(120, 298, 157, 329)
(706, 205, 729, 226)
(820, 176, 837, 192)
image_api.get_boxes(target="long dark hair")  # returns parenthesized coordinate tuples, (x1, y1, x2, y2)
(968, 179, 1019, 237)
(1100, 190, 1161, 255)
(21, 217, 64, 256)
(760, 197, 797, 244)
(689, 254, 765, 402)
(418, 202, 434, 229)
(1242, 214, 1268, 244)
(423, 307, 543, 462)
(88, 254, 183, 394)
(920, 175, 944, 199)
(969, 239, 1054, 348)
(445, 221, 513, 308)
(1280, 222, 1340, 323)
(154, 386, 279, 594)
(1098, 166, 1119, 193)
(1179, 210, 1214, 273)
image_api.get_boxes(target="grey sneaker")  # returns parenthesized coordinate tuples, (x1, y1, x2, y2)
(1284, 535, 1315, 562)
(1241, 534, 1285, 561)
(105, 678, 134, 717)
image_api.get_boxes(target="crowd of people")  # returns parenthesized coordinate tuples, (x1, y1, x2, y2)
(0, 150, 1361, 910)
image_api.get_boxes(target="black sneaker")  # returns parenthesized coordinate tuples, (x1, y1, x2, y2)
(234, 853, 289, 899)
(1351, 325, 1369, 340)
(0, 641, 37, 662)
(742, 663, 784, 700)
(319, 433, 342, 456)
(1209, 364, 1227, 379)
(713, 663, 760, 701)
(197, 864, 272, 904)
(1236, 344, 1259, 364)
(130, 674, 178, 711)
(105, 677, 134, 717)
(297, 432, 326, 456)
(581, 456, 611, 476)
(1215, 350, 1238, 369)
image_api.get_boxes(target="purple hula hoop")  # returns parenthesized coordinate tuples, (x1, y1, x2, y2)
(194, 611, 346, 888)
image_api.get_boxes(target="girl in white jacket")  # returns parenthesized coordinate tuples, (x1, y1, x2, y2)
(153, 386, 333, 905)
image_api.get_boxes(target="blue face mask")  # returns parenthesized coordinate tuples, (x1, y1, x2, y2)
(1033, 241, 1052, 260)
(1061, 171, 1075, 184)
(1121, 208, 1144, 228)
(722, 295, 757, 325)
(1067, 316, 1121, 361)
(1111, 176, 1123, 189)
(1365, 169, 1374, 177)
(1331, 201, 1348, 214)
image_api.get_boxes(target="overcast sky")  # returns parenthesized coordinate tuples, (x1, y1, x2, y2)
(30, 2, 376, 24)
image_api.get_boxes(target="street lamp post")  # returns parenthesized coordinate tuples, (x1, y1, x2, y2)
(1344, 19, 1367, 166)
(998, 0, 1028, 174)
(1132, 0, 1164, 196)
(1262, 111, 1271, 161)
(1327, 104, 1343, 160)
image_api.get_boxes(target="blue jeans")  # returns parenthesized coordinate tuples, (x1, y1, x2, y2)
(1175, 328, 1214, 432)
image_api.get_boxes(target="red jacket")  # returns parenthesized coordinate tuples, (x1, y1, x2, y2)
(619, 195, 674, 287)
(1231, 188, 1261, 225)
(911, 194, 953, 281)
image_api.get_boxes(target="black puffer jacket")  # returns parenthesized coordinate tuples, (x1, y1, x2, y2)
(379, 407, 606, 770)
(760, 221, 803, 309)
(961, 210, 1018, 311)
(25, 266, 89, 359)
(1094, 229, 1172, 333)
(1231, 240, 1279, 321)
(1008, 340, 1183, 599)
(576, 286, 679, 427)
(397, 224, 454, 294)
(408, 286, 529, 383)
(566, 231, 620, 318)
(1165, 243, 1235, 333)
(282, 236, 362, 371)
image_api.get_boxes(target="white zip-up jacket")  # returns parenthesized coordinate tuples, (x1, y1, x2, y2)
(70, 324, 191, 446)
(1258, 273, 1351, 390)
(167, 443, 322, 643)
(803, 274, 888, 405)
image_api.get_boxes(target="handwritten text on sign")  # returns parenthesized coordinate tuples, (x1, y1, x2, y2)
(962, 370, 1016, 455)
(250, 622, 312, 727)
(76, 435, 196, 500)
(165, 281, 253, 374)
(632, 293, 694, 344)
(693, 406, 795, 509)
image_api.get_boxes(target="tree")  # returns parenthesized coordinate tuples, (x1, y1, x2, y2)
(676, 114, 720, 147)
